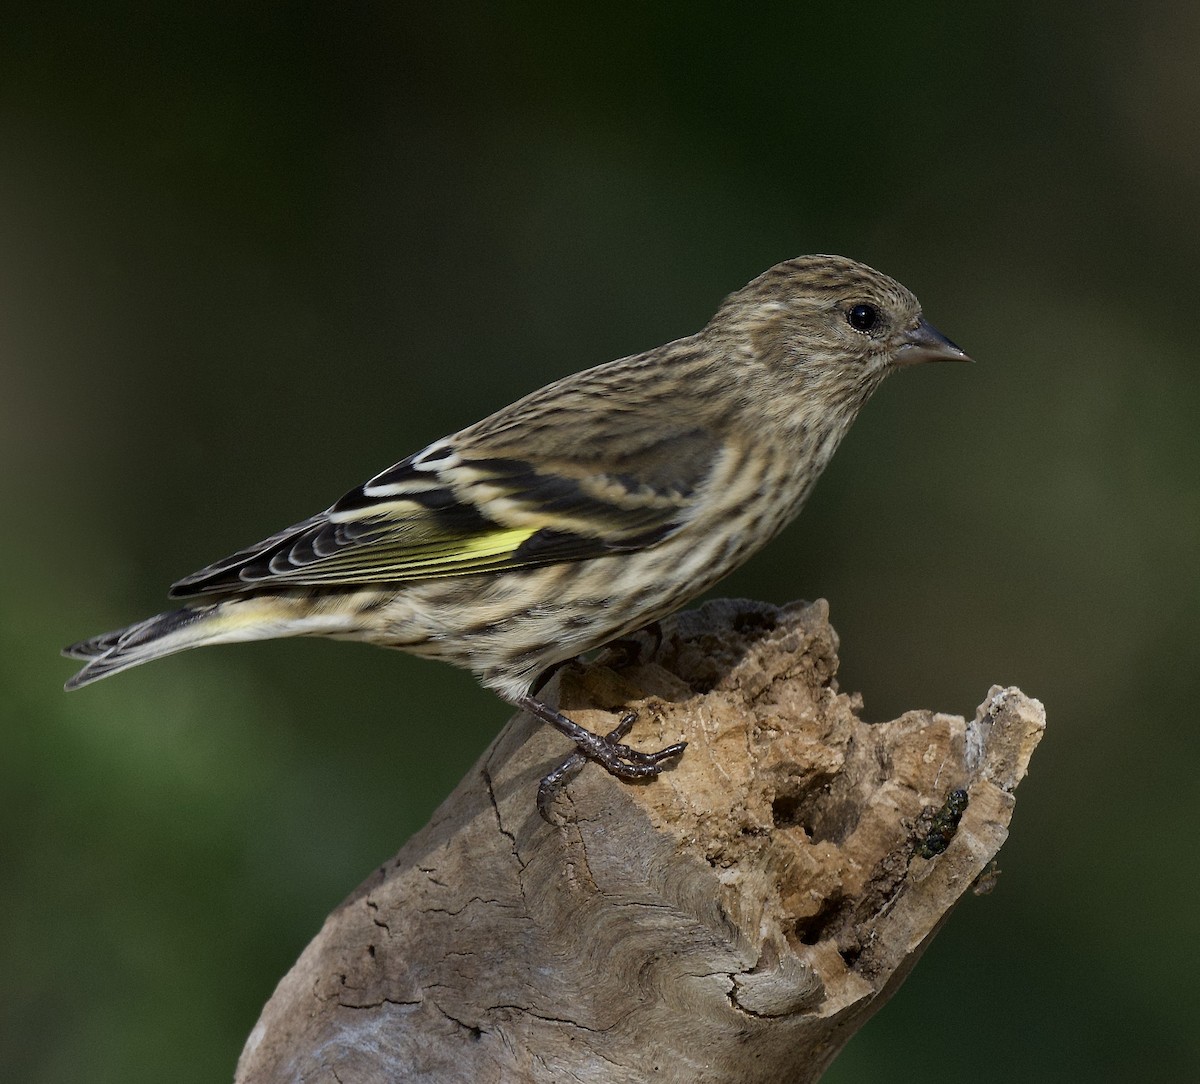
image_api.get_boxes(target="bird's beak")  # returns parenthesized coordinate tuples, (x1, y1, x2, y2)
(894, 318, 973, 367)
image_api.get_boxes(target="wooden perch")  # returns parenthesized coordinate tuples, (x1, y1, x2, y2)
(235, 599, 1044, 1083)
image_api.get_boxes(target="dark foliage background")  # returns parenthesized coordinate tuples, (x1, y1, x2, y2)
(4, 4, 1198, 1080)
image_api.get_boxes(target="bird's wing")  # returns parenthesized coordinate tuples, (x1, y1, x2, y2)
(168, 422, 725, 597)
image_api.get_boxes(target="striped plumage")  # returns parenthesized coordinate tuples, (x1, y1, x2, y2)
(64, 255, 969, 807)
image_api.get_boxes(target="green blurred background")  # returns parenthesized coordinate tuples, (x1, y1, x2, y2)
(4, 4, 1198, 1080)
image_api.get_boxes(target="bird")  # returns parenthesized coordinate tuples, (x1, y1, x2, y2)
(63, 255, 970, 814)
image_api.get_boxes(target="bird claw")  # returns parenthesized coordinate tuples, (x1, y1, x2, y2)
(527, 703, 687, 823)
(600, 710, 678, 765)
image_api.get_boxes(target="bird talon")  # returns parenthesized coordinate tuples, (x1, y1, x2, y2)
(537, 751, 587, 823)
(526, 696, 686, 822)
(647, 740, 687, 763)
(607, 711, 638, 740)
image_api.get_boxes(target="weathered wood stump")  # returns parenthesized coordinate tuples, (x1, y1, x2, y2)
(237, 599, 1044, 1083)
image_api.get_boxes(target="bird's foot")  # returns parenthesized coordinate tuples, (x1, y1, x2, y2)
(515, 696, 686, 822)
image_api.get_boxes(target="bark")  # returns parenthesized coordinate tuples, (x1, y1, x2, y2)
(236, 598, 1044, 1084)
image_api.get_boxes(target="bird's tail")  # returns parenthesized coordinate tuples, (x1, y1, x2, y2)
(62, 595, 357, 690)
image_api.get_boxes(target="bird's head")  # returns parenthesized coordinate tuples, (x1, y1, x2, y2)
(708, 255, 971, 402)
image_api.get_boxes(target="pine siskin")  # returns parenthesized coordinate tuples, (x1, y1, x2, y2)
(64, 255, 969, 812)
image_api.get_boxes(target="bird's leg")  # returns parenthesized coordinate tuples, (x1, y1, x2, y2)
(533, 713, 635, 821)
(598, 621, 664, 670)
(519, 699, 684, 771)
(533, 711, 685, 823)
(528, 656, 586, 697)
(516, 695, 686, 822)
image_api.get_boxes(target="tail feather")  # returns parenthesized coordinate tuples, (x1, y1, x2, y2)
(63, 607, 226, 689)
(62, 595, 359, 690)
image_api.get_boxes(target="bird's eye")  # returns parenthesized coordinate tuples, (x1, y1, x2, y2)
(847, 303, 880, 333)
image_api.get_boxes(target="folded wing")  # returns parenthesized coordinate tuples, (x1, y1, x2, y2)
(169, 424, 724, 598)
